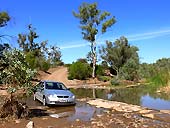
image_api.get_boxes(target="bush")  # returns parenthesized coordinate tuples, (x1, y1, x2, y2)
(68, 61, 92, 80)
(40, 60, 50, 72)
(96, 65, 105, 76)
(149, 70, 170, 87)
(110, 78, 120, 86)
(97, 76, 110, 82)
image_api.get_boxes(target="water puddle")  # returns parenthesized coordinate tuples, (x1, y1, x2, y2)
(25, 96, 104, 121)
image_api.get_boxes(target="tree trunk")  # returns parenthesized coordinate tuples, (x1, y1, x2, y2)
(91, 41, 96, 78)
(116, 69, 119, 79)
(92, 55, 96, 78)
(10, 92, 13, 101)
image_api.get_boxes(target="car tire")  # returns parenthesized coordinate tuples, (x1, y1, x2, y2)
(43, 97, 47, 106)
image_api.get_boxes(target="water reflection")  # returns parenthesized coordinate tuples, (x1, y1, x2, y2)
(71, 85, 170, 110)
(141, 94, 170, 110)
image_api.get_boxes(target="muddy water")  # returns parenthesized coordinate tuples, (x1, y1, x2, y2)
(25, 96, 104, 121)
(0, 96, 106, 127)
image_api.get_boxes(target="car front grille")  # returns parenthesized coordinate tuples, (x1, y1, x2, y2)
(57, 96, 69, 98)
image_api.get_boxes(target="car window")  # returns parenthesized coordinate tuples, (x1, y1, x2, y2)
(45, 82, 67, 90)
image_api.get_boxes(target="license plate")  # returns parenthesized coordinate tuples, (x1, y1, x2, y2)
(60, 99, 67, 102)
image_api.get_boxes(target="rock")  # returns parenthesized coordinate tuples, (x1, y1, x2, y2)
(123, 113, 131, 118)
(96, 114, 102, 118)
(15, 119, 21, 124)
(139, 109, 153, 114)
(42, 117, 48, 120)
(87, 99, 144, 112)
(76, 119, 80, 122)
(47, 126, 54, 128)
(142, 114, 154, 119)
(26, 121, 34, 128)
(91, 121, 97, 124)
(143, 125, 149, 128)
(160, 110, 170, 114)
(90, 118, 95, 121)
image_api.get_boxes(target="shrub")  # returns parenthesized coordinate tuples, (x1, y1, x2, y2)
(110, 78, 120, 86)
(97, 76, 110, 82)
(40, 60, 50, 72)
(68, 61, 92, 80)
(96, 65, 105, 76)
(149, 70, 170, 87)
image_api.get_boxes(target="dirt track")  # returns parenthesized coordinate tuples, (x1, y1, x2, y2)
(40, 67, 77, 86)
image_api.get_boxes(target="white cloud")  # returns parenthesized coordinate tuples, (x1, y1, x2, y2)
(127, 29, 170, 41)
(59, 29, 170, 49)
(60, 43, 88, 49)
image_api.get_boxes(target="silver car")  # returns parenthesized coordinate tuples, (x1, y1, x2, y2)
(33, 80, 76, 106)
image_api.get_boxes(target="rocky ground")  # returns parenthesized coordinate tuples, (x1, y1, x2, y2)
(0, 99, 170, 128)
(71, 111, 170, 128)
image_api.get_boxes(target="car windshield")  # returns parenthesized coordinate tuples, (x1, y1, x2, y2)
(45, 82, 67, 90)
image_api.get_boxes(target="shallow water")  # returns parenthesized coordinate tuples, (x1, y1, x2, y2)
(71, 85, 170, 110)
(25, 96, 104, 121)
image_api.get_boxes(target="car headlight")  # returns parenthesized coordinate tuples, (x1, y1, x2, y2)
(70, 95, 75, 99)
(47, 94, 54, 98)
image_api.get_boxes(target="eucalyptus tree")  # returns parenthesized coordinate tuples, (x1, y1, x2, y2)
(73, 2, 116, 78)
(100, 36, 139, 79)
(46, 46, 62, 66)
(17, 24, 62, 70)
(17, 24, 41, 54)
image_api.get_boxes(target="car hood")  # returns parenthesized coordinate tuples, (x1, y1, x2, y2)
(44, 89, 74, 96)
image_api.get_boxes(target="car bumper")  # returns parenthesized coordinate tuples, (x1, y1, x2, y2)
(46, 97, 76, 105)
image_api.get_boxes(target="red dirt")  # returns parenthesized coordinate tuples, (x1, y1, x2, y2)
(36, 66, 108, 87)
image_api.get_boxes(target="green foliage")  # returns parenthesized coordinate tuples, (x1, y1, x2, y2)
(39, 59, 51, 72)
(120, 58, 139, 81)
(77, 58, 88, 63)
(110, 78, 120, 86)
(96, 65, 105, 76)
(138, 63, 155, 79)
(149, 70, 170, 87)
(17, 24, 40, 53)
(0, 11, 10, 27)
(73, 2, 116, 42)
(17, 24, 62, 71)
(100, 36, 139, 80)
(139, 58, 170, 86)
(73, 2, 116, 78)
(0, 49, 36, 96)
(46, 46, 62, 66)
(97, 76, 110, 82)
(68, 61, 92, 80)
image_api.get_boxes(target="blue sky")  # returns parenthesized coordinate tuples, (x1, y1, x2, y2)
(1, 0, 170, 64)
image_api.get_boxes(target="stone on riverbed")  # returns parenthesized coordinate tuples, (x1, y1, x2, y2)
(87, 99, 170, 123)
(87, 99, 143, 112)
(26, 121, 34, 128)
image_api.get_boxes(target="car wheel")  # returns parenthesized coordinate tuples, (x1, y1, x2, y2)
(43, 97, 46, 106)
(33, 94, 36, 101)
